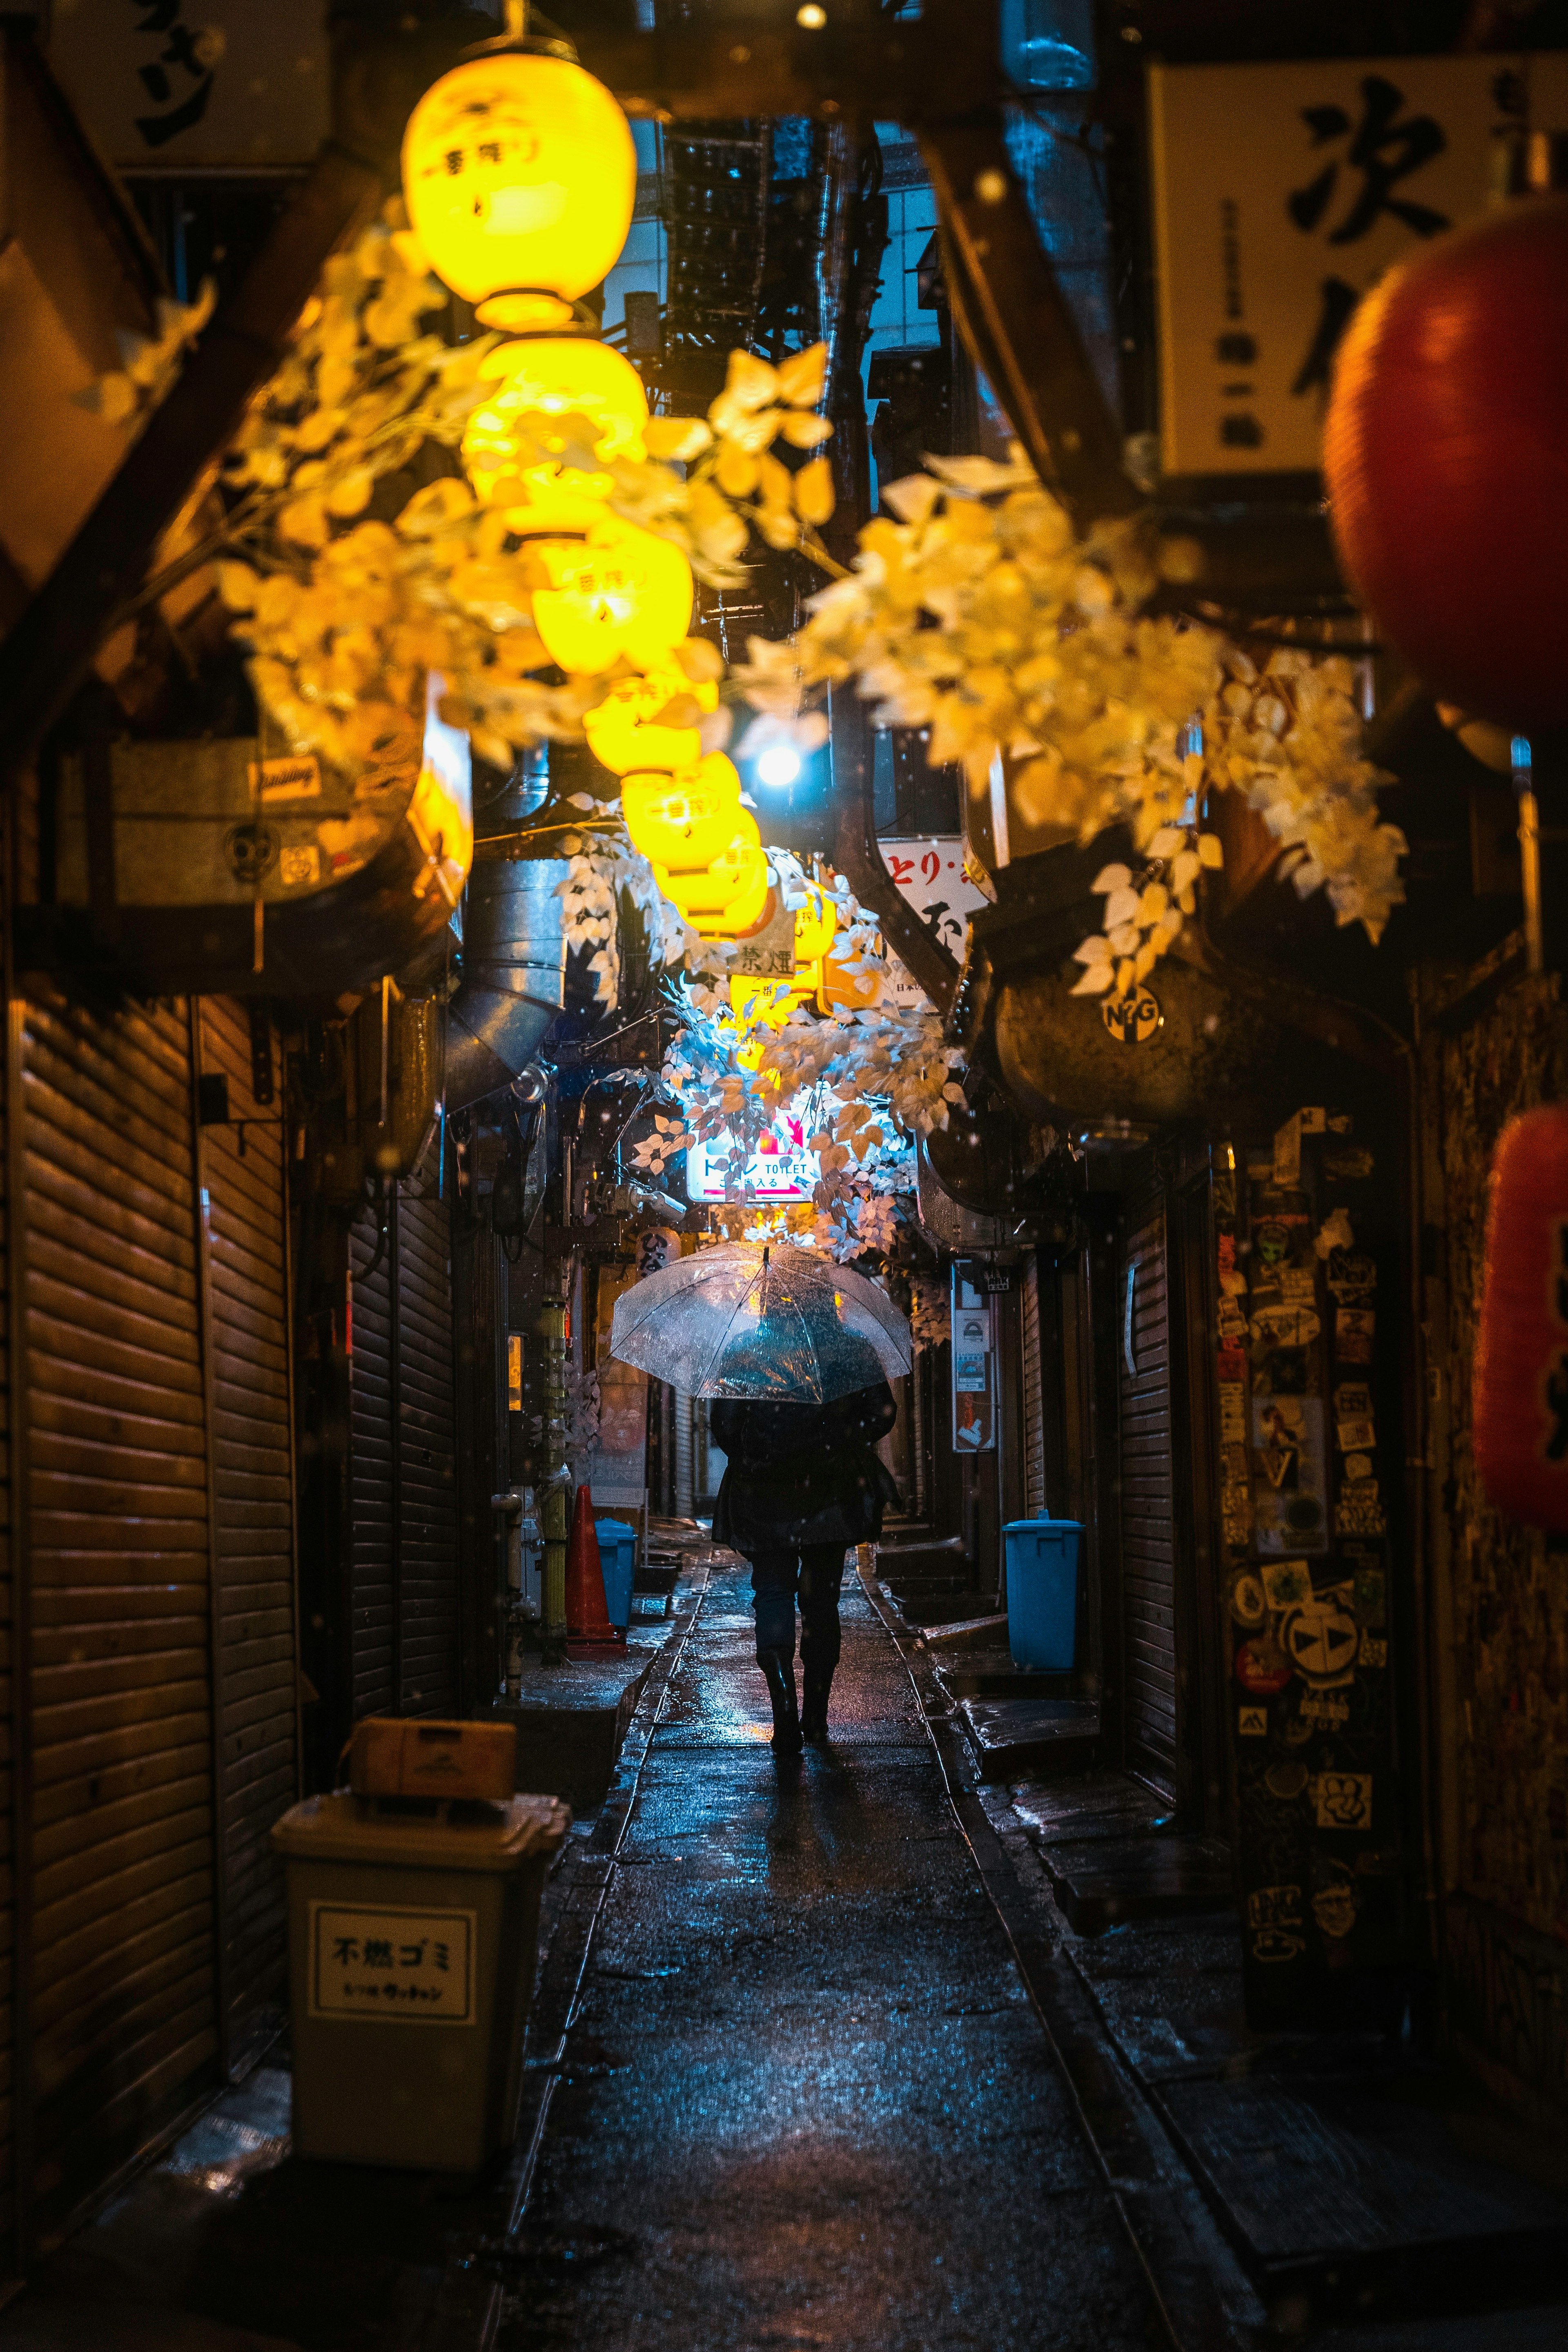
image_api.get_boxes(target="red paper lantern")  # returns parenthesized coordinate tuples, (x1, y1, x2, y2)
(1323, 194, 1568, 733)
(1473, 1104, 1568, 1527)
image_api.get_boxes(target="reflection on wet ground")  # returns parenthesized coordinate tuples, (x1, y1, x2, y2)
(499, 1556, 1159, 2352)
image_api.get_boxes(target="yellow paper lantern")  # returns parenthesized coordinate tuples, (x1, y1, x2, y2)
(792, 885, 837, 967)
(512, 491, 693, 675)
(584, 664, 716, 778)
(401, 49, 636, 331)
(621, 753, 754, 871)
(463, 338, 649, 501)
(817, 937, 884, 1014)
(660, 839, 772, 936)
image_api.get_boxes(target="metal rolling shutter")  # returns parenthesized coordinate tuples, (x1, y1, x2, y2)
(1119, 1202, 1178, 1797)
(0, 989, 12, 2220)
(194, 1000, 297, 2060)
(350, 1203, 396, 1719)
(674, 1392, 694, 1519)
(1022, 1253, 1046, 1519)
(396, 1183, 458, 1715)
(22, 987, 216, 2222)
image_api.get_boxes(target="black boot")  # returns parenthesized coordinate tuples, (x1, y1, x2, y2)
(758, 1650, 802, 1755)
(800, 1661, 835, 1742)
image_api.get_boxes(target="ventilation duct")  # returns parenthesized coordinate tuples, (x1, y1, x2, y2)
(445, 764, 568, 1109)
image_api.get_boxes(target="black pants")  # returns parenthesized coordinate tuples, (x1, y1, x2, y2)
(747, 1542, 848, 1671)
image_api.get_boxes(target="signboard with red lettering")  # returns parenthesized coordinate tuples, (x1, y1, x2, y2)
(685, 1112, 820, 1204)
(878, 838, 990, 964)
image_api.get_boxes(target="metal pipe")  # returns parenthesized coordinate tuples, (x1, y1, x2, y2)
(539, 1299, 569, 1661)
(1513, 738, 1543, 976)
(445, 854, 568, 1111)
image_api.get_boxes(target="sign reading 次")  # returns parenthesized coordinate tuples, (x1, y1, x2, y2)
(1147, 53, 1568, 477)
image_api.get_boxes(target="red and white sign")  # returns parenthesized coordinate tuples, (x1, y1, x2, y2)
(685, 1111, 820, 1204)
(879, 837, 989, 963)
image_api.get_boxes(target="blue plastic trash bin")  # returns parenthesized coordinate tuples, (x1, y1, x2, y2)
(1004, 1519, 1082, 1670)
(595, 1517, 636, 1631)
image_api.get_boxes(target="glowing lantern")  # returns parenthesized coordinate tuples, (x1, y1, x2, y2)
(621, 753, 772, 939)
(793, 885, 837, 968)
(817, 936, 883, 1014)
(621, 753, 755, 871)
(1473, 1104, 1568, 1528)
(1324, 194, 1568, 731)
(511, 491, 693, 675)
(661, 838, 772, 935)
(463, 338, 649, 501)
(401, 43, 636, 332)
(583, 663, 715, 778)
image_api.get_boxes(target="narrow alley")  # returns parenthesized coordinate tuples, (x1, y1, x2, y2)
(502, 1554, 1160, 2352)
(3, 5, 1568, 2348)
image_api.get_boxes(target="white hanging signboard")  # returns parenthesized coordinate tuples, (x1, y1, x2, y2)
(950, 1269, 996, 1454)
(1148, 53, 1568, 478)
(878, 838, 989, 963)
(685, 1121, 820, 1205)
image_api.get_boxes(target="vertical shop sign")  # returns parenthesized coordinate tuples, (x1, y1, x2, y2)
(48, 0, 330, 170)
(951, 1266, 996, 1452)
(1147, 54, 1568, 476)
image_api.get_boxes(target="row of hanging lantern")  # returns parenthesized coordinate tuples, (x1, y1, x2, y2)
(400, 10, 778, 943)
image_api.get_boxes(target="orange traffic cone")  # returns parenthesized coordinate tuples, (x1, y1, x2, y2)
(566, 1482, 624, 1657)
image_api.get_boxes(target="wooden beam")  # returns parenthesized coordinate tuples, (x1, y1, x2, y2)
(919, 114, 1137, 519)
(0, 19, 469, 786)
(580, 2, 1132, 521)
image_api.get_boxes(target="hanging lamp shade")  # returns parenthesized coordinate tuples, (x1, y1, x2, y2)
(792, 885, 838, 967)
(401, 47, 636, 330)
(1323, 194, 1568, 732)
(1473, 1103, 1568, 1528)
(622, 753, 772, 937)
(621, 754, 755, 872)
(512, 490, 693, 675)
(584, 663, 715, 777)
(463, 338, 650, 501)
(660, 839, 772, 936)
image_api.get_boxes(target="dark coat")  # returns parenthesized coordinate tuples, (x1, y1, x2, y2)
(710, 1380, 900, 1554)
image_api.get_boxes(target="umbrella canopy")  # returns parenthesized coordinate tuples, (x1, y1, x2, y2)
(609, 1241, 912, 1403)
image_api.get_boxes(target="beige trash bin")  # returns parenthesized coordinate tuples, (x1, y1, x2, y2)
(272, 1789, 568, 2170)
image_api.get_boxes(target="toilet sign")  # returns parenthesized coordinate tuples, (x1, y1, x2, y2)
(951, 1267, 996, 1453)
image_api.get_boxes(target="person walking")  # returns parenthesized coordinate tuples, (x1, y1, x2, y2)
(711, 1336, 899, 1755)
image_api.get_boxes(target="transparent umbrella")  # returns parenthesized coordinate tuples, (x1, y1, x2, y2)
(608, 1241, 912, 1403)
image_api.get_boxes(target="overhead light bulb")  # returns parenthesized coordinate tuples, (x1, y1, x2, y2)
(755, 744, 802, 789)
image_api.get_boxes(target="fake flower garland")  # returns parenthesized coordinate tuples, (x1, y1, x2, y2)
(93, 214, 1405, 1280)
(733, 452, 1407, 995)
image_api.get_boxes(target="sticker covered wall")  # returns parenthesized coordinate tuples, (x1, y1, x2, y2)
(1214, 1111, 1405, 2028)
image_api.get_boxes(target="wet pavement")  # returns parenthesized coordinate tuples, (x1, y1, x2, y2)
(8, 1542, 1563, 2351)
(497, 1553, 1163, 2352)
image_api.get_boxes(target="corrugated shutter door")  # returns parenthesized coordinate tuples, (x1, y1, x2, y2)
(397, 1185, 457, 1715)
(350, 1205, 396, 1719)
(1119, 1202, 1178, 1797)
(195, 1000, 296, 2055)
(0, 991, 12, 2217)
(674, 1394, 694, 1519)
(22, 987, 216, 2220)
(1022, 1253, 1046, 1519)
